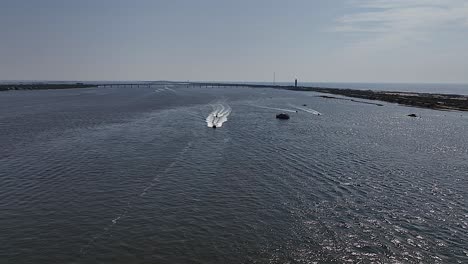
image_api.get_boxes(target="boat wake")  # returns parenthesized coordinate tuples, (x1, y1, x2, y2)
(290, 104, 322, 115)
(251, 105, 297, 113)
(154, 86, 176, 93)
(206, 102, 232, 128)
(164, 86, 177, 93)
(79, 141, 193, 257)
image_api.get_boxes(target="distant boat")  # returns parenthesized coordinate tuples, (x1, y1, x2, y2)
(276, 113, 290, 120)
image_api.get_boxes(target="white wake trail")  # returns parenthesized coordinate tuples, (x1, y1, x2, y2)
(206, 102, 232, 128)
(164, 86, 177, 93)
(290, 104, 322, 115)
(79, 142, 193, 257)
(251, 105, 298, 113)
(154, 86, 176, 93)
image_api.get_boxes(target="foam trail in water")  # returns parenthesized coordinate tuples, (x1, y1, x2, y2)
(186, 111, 206, 123)
(154, 86, 176, 93)
(164, 86, 177, 93)
(206, 102, 232, 128)
(251, 105, 297, 113)
(290, 104, 322, 115)
(79, 141, 193, 257)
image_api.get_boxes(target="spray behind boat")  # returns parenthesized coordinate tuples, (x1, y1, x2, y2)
(206, 102, 231, 128)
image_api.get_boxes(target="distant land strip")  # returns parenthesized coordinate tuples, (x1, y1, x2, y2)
(1, 82, 467, 111)
(0, 81, 167, 91)
(192, 82, 468, 112)
(0, 83, 97, 91)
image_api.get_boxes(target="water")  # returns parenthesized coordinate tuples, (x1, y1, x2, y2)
(0, 85, 467, 263)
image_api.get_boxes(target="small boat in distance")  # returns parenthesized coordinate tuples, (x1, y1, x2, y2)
(276, 113, 290, 120)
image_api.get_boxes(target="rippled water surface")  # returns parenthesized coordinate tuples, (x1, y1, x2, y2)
(0, 85, 467, 263)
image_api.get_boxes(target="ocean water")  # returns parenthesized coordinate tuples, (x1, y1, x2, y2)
(0, 85, 467, 263)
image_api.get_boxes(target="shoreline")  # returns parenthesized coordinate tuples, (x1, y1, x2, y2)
(192, 82, 468, 112)
(0, 83, 98, 91)
(294, 86, 468, 112)
(2, 82, 467, 112)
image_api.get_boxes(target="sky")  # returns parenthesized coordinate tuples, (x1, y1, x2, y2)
(1, 0, 467, 83)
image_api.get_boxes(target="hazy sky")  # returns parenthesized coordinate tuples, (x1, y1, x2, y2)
(1, 0, 467, 83)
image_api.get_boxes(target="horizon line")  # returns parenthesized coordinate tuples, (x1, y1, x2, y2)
(1, 80, 467, 85)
